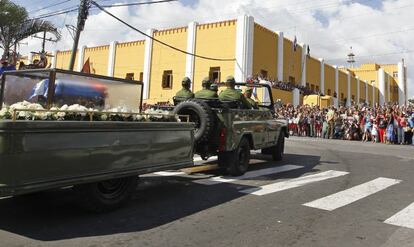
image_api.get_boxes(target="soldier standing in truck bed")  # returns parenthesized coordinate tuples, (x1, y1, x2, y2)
(194, 77, 218, 99)
(219, 76, 252, 109)
(175, 77, 194, 99)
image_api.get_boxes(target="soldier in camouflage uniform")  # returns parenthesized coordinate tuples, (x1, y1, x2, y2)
(244, 87, 258, 109)
(219, 76, 252, 109)
(194, 77, 218, 99)
(175, 77, 194, 100)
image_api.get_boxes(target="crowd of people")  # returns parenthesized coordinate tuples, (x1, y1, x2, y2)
(0, 52, 49, 77)
(276, 103, 414, 145)
(249, 75, 322, 96)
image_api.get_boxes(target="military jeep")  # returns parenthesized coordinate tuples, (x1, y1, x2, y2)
(173, 83, 288, 176)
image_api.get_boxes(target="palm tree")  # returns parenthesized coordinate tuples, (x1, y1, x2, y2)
(0, 0, 61, 59)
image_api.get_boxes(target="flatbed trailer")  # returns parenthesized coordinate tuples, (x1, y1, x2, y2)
(0, 120, 194, 197)
(0, 69, 195, 212)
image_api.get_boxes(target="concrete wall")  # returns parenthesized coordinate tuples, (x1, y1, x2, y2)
(194, 20, 237, 92)
(113, 40, 145, 80)
(253, 24, 277, 80)
(149, 27, 188, 103)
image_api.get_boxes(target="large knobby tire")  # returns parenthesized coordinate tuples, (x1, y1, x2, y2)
(221, 137, 251, 176)
(173, 99, 215, 143)
(272, 132, 285, 161)
(74, 176, 138, 213)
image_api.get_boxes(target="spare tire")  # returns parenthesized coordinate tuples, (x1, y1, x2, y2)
(173, 99, 215, 143)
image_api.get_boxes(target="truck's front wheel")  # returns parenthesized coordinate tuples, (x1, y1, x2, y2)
(220, 138, 251, 176)
(74, 176, 138, 213)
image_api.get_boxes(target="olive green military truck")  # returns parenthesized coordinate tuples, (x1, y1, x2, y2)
(173, 83, 288, 176)
(0, 69, 287, 212)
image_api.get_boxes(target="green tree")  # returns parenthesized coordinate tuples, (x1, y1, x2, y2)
(0, 0, 60, 59)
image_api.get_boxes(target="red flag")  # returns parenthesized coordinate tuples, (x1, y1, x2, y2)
(81, 58, 91, 73)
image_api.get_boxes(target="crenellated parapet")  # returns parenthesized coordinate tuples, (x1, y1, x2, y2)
(117, 40, 145, 48)
(154, 26, 187, 36)
(197, 19, 236, 30)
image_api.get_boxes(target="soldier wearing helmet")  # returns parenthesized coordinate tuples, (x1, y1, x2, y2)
(175, 77, 194, 99)
(210, 83, 218, 93)
(194, 77, 218, 99)
(244, 87, 258, 109)
(219, 76, 252, 109)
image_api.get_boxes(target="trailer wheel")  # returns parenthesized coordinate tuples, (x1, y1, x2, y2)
(223, 137, 251, 176)
(272, 132, 285, 161)
(74, 176, 138, 213)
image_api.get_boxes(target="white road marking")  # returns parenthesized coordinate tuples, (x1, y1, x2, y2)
(194, 156, 217, 163)
(194, 165, 303, 185)
(152, 171, 187, 176)
(384, 202, 414, 230)
(303, 177, 401, 211)
(240, 170, 349, 196)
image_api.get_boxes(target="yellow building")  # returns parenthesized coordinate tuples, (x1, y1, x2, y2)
(38, 15, 407, 107)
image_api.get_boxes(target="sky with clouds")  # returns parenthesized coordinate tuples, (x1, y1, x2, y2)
(16, 0, 414, 98)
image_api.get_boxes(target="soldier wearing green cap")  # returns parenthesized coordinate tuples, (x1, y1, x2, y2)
(219, 76, 252, 109)
(175, 77, 194, 99)
(194, 77, 218, 99)
(244, 87, 258, 109)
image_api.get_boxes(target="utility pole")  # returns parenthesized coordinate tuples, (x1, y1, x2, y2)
(68, 0, 90, 71)
(31, 31, 58, 51)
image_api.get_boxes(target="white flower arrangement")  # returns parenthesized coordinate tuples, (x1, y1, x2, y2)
(0, 102, 178, 122)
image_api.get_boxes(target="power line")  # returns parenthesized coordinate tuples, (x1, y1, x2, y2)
(90, 0, 235, 61)
(30, 6, 79, 20)
(98, 0, 178, 8)
(29, 0, 177, 20)
(28, 0, 73, 14)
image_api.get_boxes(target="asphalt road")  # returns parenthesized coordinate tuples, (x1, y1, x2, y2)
(1, 137, 413, 247)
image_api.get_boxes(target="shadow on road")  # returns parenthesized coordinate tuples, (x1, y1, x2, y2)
(0, 153, 320, 241)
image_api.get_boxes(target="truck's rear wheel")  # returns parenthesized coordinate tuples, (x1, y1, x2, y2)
(221, 138, 251, 176)
(74, 176, 138, 213)
(272, 132, 285, 161)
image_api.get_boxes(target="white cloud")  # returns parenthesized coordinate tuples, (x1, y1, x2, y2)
(20, 0, 414, 98)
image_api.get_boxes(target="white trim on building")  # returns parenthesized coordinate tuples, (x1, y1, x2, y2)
(300, 43, 307, 87)
(76, 45, 86, 72)
(234, 15, 254, 82)
(378, 68, 386, 105)
(185, 21, 198, 90)
(292, 88, 300, 106)
(107, 41, 117, 77)
(143, 29, 155, 100)
(397, 62, 406, 105)
(319, 58, 325, 94)
(387, 74, 391, 102)
(276, 31, 284, 82)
